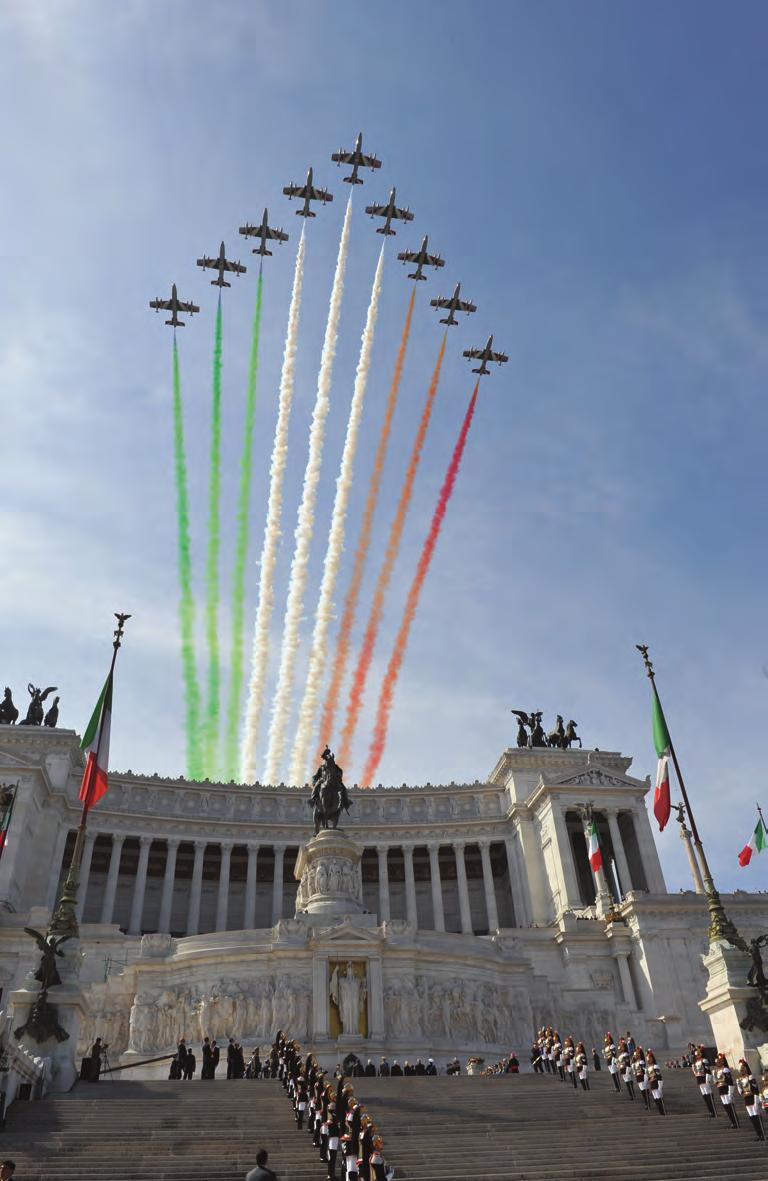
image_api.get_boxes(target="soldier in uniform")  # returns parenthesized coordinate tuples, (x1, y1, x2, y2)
(369, 1135, 389, 1181)
(646, 1050, 665, 1116)
(617, 1038, 634, 1100)
(575, 1042, 589, 1091)
(761, 1070, 768, 1119)
(531, 1041, 544, 1073)
(563, 1036, 577, 1089)
(713, 1053, 739, 1128)
(552, 1031, 564, 1081)
(603, 1033, 621, 1092)
(326, 1103, 341, 1180)
(691, 1045, 716, 1118)
(632, 1046, 650, 1110)
(296, 1075, 309, 1129)
(736, 1059, 766, 1141)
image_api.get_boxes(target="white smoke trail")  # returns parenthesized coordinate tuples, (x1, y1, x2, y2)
(239, 228, 306, 783)
(289, 244, 385, 785)
(263, 194, 353, 785)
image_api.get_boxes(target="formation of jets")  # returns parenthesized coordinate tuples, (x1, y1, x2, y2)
(196, 241, 247, 287)
(397, 234, 444, 281)
(283, 167, 334, 218)
(239, 208, 289, 256)
(149, 284, 199, 328)
(148, 131, 506, 375)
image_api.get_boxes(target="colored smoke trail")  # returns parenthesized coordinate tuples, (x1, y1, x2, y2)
(240, 230, 306, 784)
(204, 296, 223, 778)
(263, 195, 353, 785)
(360, 381, 480, 787)
(315, 285, 416, 767)
(224, 269, 264, 782)
(289, 243, 386, 786)
(338, 333, 447, 768)
(171, 337, 203, 779)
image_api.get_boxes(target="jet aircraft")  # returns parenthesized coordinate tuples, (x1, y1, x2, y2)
(196, 242, 247, 287)
(149, 284, 200, 328)
(430, 282, 477, 326)
(239, 208, 289, 256)
(364, 188, 414, 236)
(282, 167, 334, 217)
(463, 335, 508, 376)
(331, 132, 382, 184)
(396, 235, 444, 281)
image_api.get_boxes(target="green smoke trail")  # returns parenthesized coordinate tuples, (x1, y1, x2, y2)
(224, 268, 264, 781)
(204, 297, 224, 777)
(171, 336, 203, 778)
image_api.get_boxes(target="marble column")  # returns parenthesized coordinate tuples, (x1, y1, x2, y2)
(503, 835, 526, 927)
(514, 818, 549, 924)
(428, 844, 445, 932)
(454, 843, 473, 934)
(75, 832, 97, 922)
(479, 841, 500, 932)
(403, 845, 417, 928)
(128, 836, 152, 936)
(186, 840, 207, 936)
(216, 843, 232, 932)
(100, 834, 125, 924)
(271, 846, 285, 925)
(606, 810, 632, 899)
(614, 949, 638, 1009)
(632, 806, 667, 894)
(550, 804, 582, 909)
(377, 847, 390, 922)
(46, 826, 71, 911)
(158, 838, 180, 934)
(244, 845, 259, 929)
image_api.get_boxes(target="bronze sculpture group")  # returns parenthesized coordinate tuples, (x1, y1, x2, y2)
(0, 684, 59, 727)
(308, 746, 352, 834)
(511, 710, 581, 750)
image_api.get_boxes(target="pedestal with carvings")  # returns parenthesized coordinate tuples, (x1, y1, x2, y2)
(294, 828, 364, 917)
(699, 940, 767, 1072)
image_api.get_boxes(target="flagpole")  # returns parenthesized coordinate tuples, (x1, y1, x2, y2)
(636, 644, 741, 945)
(0, 785, 17, 863)
(49, 613, 130, 938)
(757, 803, 767, 834)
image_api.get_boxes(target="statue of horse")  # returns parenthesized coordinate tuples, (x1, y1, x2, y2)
(564, 720, 582, 749)
(547, 715, 565, 749)
(308, 747, 352, 834)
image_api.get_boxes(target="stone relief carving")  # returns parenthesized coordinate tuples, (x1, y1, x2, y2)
(382, 975, 534, 1048)
(125, 975, 312, 1053)
(589, 970, 616, 991)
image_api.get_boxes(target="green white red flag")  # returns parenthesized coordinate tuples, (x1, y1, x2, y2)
(651, 691, 671, 832)
(738, 817, 767, 867)
(0, 792, 15, 852)
(78, 674, 113, 811)
(587, 820, 602, 873)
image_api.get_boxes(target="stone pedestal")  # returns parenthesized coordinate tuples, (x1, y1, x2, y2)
(294, 829, 363, 916)
(10, 984, 89, 1092)
(699, 940, 767, 1072)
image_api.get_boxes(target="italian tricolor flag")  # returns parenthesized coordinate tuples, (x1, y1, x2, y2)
(738, 817, 767, 867)
(651, 692, 671, 832)
(587, 820, 603, 873)
(78, 674, 113, 811)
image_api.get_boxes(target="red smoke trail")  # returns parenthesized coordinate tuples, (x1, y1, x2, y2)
(316, 286, 417, 765)
(338, 332, 447, 768)
(360, 381, 480, 787)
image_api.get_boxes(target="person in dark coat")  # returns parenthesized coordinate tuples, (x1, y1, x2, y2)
(414, 1059, 426, 1076)
(506, 1053, 520, 1074)
(378, 1058, 390, 1077)
(227, 1037, 237, 1079)
(403, 1061, 414, 1076)
(364, 1059, 376, 1077)
(390, 1060, 403, 1077)
(425, 1058, 437, 1076)
(592, 1047, 601, 1071)
(245, 1148, 278, 1181)
(201, 1037, 213, 1079)
(183, 1048, 196, 1080)
(89, 1038, 105, 1082)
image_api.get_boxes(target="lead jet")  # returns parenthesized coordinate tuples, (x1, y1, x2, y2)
(149, 284, 200, 328)
(430, 282, 477, 326)
(463, 334, 508, 376)
(282, 167, 334, 217)
(196, 241, 247, 287)
(238, 208, 289, 257)
(396, 234, 444, 281)
(331, 132, 382, 185)
(364, 187, 414, 236)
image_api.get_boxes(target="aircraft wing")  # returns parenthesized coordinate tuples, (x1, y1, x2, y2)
(266, 226, 289, 242)
(463, 347, 483, 359)
(457, 297, 477, 313)
(425, 252, 444, 267)
(365, 202, 388, 216)
(430, 296, 451, 309)
(223, 259, 247, 274)
(178, 299, 200, 314)
(308, 185, 333, 204)
(283, 183, 307, 199)
(196, 256, 216, 269)
(397, 249, 419, 263)
(391, 207, 414, 222)
(149, 298, 172, 311)
(490, 349, 508, 363)
(331, 150, 354, 164)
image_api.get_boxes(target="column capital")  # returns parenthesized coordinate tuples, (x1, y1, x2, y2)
(377, 845, 389, 859)
(111, 832, 126, 846)
(273, 843, 286, 857)
(165, 836, 182, 851)
(478, 838, 491, 852)
(83, 830, 97, 849)
(194, 838, 208, 850)
(453, 839, 466, 852)
(428, 842, 441, 855)
(218, 840, 234, 853)
(402, 843, 415, 858)
(247, 842, 261, 856)
(138, 834, 153, 850)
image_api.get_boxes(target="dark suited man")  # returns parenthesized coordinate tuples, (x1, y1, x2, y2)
(364, 1059, 376, 1077)
(378, 1058, 390, 1077)
(245, 1148, 277, 1181)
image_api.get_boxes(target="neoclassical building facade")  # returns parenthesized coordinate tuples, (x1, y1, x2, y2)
(1, 725, 765, 1071)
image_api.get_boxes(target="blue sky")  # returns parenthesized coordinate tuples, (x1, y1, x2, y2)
(2, 1, 768, 892)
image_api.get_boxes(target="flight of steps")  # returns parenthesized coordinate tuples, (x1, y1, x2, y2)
(3, 1070, 767, 1181)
